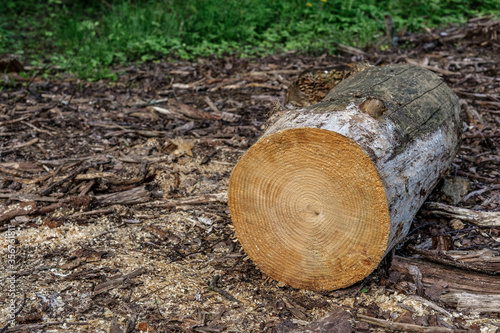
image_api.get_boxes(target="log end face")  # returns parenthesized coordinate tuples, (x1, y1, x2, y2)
(228, 128, 390, 291)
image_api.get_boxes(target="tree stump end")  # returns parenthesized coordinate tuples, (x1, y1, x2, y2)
(229, 127, 390, 290)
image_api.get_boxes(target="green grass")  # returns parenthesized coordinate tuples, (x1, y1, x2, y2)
(1, 0, 499, 80)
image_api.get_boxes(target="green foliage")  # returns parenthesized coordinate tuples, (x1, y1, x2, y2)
(1, 0, 498, 79)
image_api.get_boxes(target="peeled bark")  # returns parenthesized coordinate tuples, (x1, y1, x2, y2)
(440, 292, 500, 313)
(229, 64, 461, 291)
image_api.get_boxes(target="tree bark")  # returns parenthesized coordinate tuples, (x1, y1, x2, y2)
(391, 256, 500, 313)
(439, 292, 500, 313)
(229, 64, 461, 291)
(424, 202, 500, 227)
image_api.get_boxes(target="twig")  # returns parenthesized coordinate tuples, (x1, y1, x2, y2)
(134, 97, 169, 107)
(406, 295, 452, 317)
(0, 293, 26, 333)
(39, 155, 110, 166)
(204, 96, 220, 113)
(95, 186, 150, 205)
(129, 282, 168, 303)
(93, 161, 148, 186)
(0, 116, 30, 126)
(39, 162, 89, 196)
(169, 241, 221, 263)
(5, 321, 89, 332)
(406, 59, 461, 76)
(392, 255, 500, 296)
(136, 193, 227, 209)
(69, 208, 114, 218)
(209, 82, 281, 91)
(356, 314, 463, 332)
(408, 245, 497, 274)
(423, 202, 500, 227)
(335, 43, 367, 56)
(2, 138, 40, 155)
(78, 179, 96, 196)
(245, 69, 303, 76)
(440, 292, 500, 313)
(93, 267, 147, 296)
(464, 132, 500, 139)
(0, 173, 53, 185)
(0, 193, 59, 202)
(0, 202, 37, 225)
(21, 121, 54, 136)
(0, 165, 30, 178)
(456, 170, 499, 184)
(462, 185, 500, 201)
(353, 275, 374, 307)
(130, 284, 172, 303)
(453, 89, 500, 100)
(154, 296, 166, 318)
(208, 275, 241, 303)
(75, 172, 116, 180)
(153, 106, 189, 120)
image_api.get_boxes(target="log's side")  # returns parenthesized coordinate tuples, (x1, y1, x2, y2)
(264, 64, 461, 251)
(229, 64, 461, 291)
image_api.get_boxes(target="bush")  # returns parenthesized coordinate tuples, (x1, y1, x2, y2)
(1, 0, 498, 79)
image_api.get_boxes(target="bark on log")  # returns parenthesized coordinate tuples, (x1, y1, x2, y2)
(408, 245, 500, 274)
(424, 202, 500, 227)
(391, 256, 500, 295)
(229, 64, 461, 291)
(391, 256, 500, 313)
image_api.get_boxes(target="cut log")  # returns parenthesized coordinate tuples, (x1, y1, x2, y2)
(228, 64, 461, 291)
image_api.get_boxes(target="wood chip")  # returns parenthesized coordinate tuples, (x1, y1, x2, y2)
(96, 186, 151, 205)
(0, 201, 37, 224)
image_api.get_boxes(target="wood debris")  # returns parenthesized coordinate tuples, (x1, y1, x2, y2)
(0, 15, 499, 332)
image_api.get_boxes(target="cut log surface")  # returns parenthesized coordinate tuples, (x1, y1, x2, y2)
(229, 64, 461, 291)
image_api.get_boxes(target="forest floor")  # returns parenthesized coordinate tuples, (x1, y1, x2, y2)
(0, 16, 499, 333)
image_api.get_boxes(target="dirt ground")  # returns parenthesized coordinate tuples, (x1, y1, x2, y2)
(1, 16, 499, 332)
